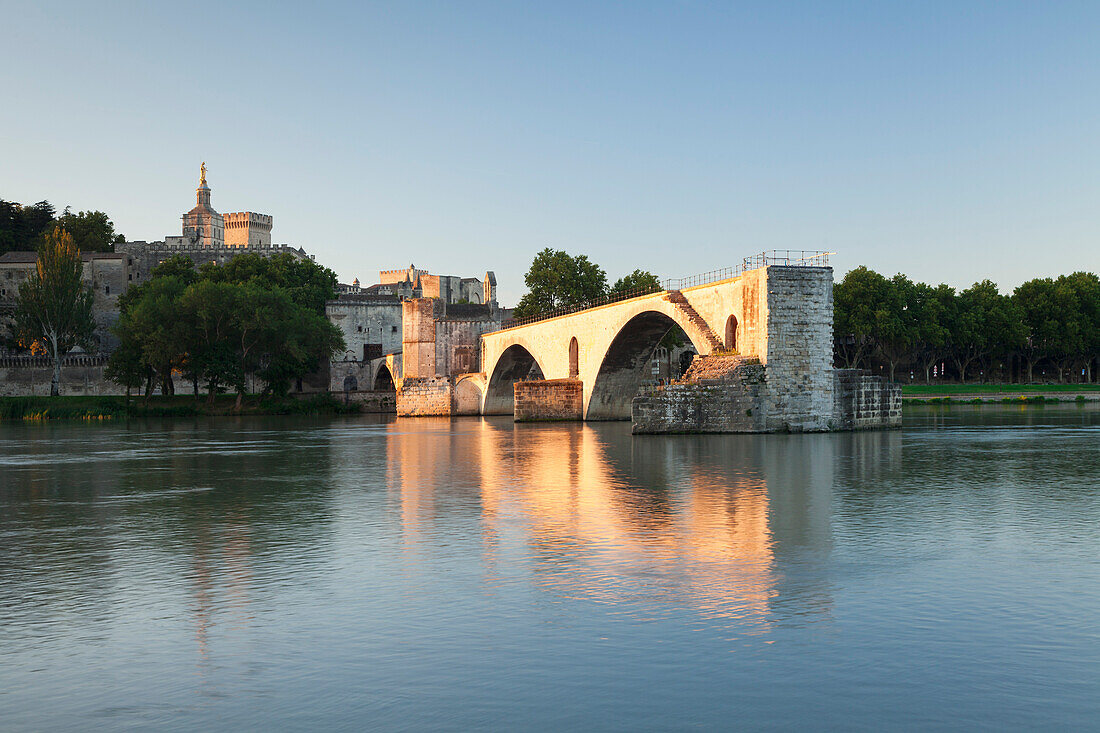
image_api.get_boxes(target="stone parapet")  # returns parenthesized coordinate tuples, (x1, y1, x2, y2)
(514, 379, 583, 421)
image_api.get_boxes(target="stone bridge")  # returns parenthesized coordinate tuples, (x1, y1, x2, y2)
(394, 254, 900, 431)
(477, 265, 779, 420)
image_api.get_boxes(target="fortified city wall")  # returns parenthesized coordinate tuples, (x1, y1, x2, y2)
(0, 356, 120, 397)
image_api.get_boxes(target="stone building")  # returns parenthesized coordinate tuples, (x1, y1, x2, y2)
(117, 165, 311, 281)
(175, 163, 272, 250)
(224, 212, 272, 248)
(0, 250, 129, 354)
(327, 290, 504, 400)
(0, 166, 313, 391)
(344, 265, 497, 305)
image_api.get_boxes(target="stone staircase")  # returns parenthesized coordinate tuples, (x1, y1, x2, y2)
(664, 290, 724, 351)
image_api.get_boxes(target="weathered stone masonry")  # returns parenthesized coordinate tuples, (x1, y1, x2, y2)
(515, 379, 583, 421)
(632, 267, 899, 433)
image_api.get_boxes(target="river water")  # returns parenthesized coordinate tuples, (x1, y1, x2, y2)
(1, 406, 1098, 731)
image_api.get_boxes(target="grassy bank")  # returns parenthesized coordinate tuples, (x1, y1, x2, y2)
(0, 394, 362, 421)
(901, 383, 1100, 405)
(902, 384, 1100, 395)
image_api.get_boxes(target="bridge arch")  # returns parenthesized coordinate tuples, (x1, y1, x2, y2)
(483, 343, 546, 415)
(373, 363, 396, 391)
(585, 310, 708, 420)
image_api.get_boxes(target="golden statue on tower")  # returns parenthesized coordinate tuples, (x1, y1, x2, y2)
(200, 161, 207, 186)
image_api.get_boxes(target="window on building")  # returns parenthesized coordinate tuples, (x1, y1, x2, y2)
(105, 285, 110, 295)
(357, 326, 362, 332)
(391, 326, 398, 333)
(128, 274, 132, 281)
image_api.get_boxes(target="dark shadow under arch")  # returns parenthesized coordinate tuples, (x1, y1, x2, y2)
(483, 344, 545, 415)
(374, 364, 396, 391)
(724, 314, 738, 350)
(586, 311, 705, 420)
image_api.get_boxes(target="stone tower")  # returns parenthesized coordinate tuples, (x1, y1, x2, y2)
(182, 165, 224, 247)
(224, 212, 272, 248)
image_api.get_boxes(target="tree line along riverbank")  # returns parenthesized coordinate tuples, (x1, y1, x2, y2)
(835, 267, 1100, 383)
(0, 394, 363, 421)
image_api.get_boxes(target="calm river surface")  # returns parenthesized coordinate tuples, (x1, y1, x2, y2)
(2, 406, 1099, 731)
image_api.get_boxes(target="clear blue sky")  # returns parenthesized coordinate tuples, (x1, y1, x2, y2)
(3, 1, 1098, 304)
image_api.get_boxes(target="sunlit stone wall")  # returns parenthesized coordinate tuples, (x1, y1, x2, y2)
(514, 378, 583, 421)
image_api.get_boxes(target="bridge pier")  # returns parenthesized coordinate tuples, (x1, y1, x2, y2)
(514, 379, 583, 421)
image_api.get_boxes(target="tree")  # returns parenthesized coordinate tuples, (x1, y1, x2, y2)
(873, 274, 917, 382)
(512, 248, 607, 319)
(103, 330, 147, 398)
(256, 306, 344, 397)
(947, 280, 1024, 382)
(178, 281, 246, 403)
(833, 266, 893, 369)
(1062, 272, 1100, 382)
(113, 258, 346, 406)
(910, 282, 951, 382)
(0, 200, 56, 255)
(56, 209, 124, 252)
(13, 227, 94, 396)
(118, 275, 191, 397)
(610, 269, 661, 297)
(1015, 278, 1069, 383)
(199, 252, 338, 314)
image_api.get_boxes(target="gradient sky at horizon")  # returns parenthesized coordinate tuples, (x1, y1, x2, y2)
(3, 1, 1099, 304)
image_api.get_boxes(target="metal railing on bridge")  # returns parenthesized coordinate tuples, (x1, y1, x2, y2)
(499, 250, 833, 329)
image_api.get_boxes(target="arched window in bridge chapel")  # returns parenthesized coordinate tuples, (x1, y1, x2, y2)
(724, 315, 738, 351)
(569, 337, 579, 377)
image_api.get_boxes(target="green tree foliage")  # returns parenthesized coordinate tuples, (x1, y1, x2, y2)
(2, 199, 129, 255)
(1062, 272, 1100, 381)
(109, 254, 344, 406)
(512, 248, 608, 319)
(56, 209, 125, 252)
(833, 266, 1100, 384)
(13, 227, 95, 396)
(833, 266, 894, 369)
(610, 269, 661, 296)
(0, 200, 56, 254)
(197, 252, 338, 313)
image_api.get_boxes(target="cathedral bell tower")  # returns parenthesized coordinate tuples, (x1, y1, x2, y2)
(182, 162, 225, 247)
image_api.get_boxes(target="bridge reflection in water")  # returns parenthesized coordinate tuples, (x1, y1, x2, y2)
(384, 418, 857, 626)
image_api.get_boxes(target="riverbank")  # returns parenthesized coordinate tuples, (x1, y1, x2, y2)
(902, 384, 1100, 403)
(0, 394, 363, 421)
